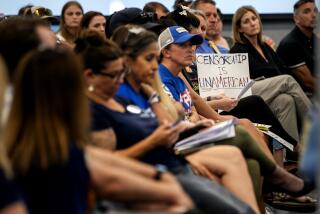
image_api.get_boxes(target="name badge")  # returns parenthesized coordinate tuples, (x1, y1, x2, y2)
(126, 105, 142, 114)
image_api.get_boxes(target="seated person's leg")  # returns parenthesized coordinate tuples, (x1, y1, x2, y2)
(176, 169, 256, 214)
(186, 146, 260, 214)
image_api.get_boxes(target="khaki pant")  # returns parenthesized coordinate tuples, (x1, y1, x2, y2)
(252, 75, 311, 142)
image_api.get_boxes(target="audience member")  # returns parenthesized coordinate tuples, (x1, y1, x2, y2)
(277, 0, 318, 94)
(56, 1, 84, 48)
(80, 11, 106, 37)
(0, 57, 27, 214)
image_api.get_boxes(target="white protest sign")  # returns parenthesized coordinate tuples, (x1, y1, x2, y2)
(196, 53, 252, 99)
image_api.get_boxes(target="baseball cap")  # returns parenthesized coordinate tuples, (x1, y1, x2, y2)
(158, 26, 203, 50)
(106, 7, 161, 37)
(30, 6, 58, 23)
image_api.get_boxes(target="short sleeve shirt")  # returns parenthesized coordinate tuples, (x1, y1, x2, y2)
(90, 100, 187, 169)
(277, 26, 315, 75)
(159, 64, 193, 117)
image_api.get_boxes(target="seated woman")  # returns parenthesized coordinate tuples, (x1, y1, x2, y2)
(229, 5, 311, 144)
(56, 1, 83, 49)
(4, 48, 194, 213)
(80, 11, 106, 38)
(78, 31, 260, 214)
(0, 58, 27, 214)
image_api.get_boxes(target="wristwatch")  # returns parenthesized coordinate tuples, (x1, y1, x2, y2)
(154, 164, 168, 180)
(148, 92, 161, 104)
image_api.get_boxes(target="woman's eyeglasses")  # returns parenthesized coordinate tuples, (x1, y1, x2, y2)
(97, 68, 128, 81)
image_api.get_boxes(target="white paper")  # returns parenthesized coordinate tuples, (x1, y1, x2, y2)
(237, 79, 255, 99)
(174, 119, 236, 153)
(196, 53, 252, 99)
(261, 130, 294, 151)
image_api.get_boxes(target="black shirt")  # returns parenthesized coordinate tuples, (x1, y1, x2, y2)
(230, 40, 289, 80)
(0, 169, 21, 210)
(277, 26, 315, 76)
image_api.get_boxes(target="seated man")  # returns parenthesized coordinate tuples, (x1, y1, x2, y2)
(277, 0, 318, 94)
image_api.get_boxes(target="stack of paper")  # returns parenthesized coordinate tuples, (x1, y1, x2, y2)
(174, 119, 236, 155)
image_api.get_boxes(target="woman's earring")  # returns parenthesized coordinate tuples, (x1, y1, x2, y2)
(88, 85, 94, 92)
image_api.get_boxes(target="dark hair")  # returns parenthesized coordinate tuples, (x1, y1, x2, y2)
(0, 16, 49, 81)
(18, 4, 34, 16)
(75, 30, 123, 74)
(165, 5, 200, 31)
(6, 48, 88, 173)
(191, 0, 216, 9)
(111, 25, 158, 59)
(173, 0, 193, 10)
(81, 11, 104, 28)
(294, 0, 315, 13)
(143, 2, 169, 15)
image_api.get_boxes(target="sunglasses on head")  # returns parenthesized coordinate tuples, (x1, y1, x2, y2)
(32, 7, 53, 17)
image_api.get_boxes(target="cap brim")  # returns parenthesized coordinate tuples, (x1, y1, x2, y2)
(141, 22, 160, 29)
(142, 22, 166, 34)
(174, 34, 203, 46)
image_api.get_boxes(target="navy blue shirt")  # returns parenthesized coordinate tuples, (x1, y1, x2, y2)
(0, 169, 21, 210)
(90, 100, 187, 169)
(14, 144, 89, 214)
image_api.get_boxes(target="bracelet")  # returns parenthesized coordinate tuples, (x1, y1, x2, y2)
(148, 92, 161, 104)
(154, 164, 168, 180)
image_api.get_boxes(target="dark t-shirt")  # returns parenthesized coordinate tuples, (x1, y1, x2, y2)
(90, 100, 187, 169)
(14, 144, 89, 214)
(277, 26, 315, 75)
(0, 168, 21, 210)
(230, 41, 289, 80)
